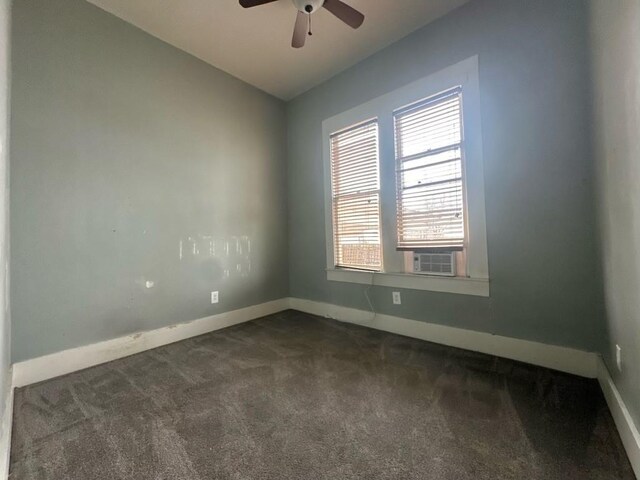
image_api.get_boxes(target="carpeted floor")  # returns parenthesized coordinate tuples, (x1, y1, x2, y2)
(9, 310, 635, 479)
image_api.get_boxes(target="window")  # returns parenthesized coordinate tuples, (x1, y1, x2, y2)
(330, 119, 382, 270)
(322, 57, 489, 296)
(394, 87, 466, 251)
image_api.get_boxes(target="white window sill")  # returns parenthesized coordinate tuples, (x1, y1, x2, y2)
(326, 269, 490, 297)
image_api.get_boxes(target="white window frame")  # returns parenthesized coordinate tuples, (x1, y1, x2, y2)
(322, 56, 489, 297)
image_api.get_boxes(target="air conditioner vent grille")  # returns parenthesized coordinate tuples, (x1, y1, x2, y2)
(413, 252, 456, 276)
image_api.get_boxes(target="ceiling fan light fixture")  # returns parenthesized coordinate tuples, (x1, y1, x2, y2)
(240, 0, 364, 49)
(292, 0, 325, 14)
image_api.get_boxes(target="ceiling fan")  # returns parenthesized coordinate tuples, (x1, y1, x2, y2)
(239, 0, 365, 48)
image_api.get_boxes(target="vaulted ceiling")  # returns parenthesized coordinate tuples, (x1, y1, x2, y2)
(86, 0, 469, 100)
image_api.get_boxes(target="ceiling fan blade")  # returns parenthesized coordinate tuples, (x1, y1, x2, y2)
(323, 0, 364, 29)
(239, 0, 278, 8)
(292, 11, 307, 48)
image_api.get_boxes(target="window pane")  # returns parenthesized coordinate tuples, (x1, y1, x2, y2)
(395, 88, 466, 250)
(395, 96, 462, 158)
(330, 120, 382, 270)
(401, 157, 462, 189)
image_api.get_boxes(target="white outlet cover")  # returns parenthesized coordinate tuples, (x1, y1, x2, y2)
(211, 291, 219, 304)
(392, 291, 401, 305)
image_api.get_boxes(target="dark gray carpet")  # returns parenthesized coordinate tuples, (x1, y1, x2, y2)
(10, 310, 635, 479)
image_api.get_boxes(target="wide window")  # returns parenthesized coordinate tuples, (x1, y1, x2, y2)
(322, 57, 489, 296)
(394, 87, 465, 251)
(329, 119, 382, 270)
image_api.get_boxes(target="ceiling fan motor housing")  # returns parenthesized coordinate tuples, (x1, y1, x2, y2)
(292, 0, 324, 14)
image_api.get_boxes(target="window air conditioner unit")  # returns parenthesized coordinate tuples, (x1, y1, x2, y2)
(413, 252, 456, 277)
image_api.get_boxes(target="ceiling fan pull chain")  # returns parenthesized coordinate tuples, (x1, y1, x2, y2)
(240, 0, 365, 48)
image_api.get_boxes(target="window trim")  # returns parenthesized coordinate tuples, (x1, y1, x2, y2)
(322, 56, 489, 296)
(326, 268, 490, 297)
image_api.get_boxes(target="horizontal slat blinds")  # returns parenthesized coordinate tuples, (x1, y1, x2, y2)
(394, 87, 466, 251)
(330, 119, 382, 270)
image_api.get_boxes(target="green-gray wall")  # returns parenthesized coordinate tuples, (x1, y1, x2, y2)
(9, 0, 618, 369)
(590, 0, 640, 432)
(0, 0, 10, 453)
(287, 0, 604, 352)
(10, 0, 288, 362)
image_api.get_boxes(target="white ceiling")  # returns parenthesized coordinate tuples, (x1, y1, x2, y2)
(86, 0, 468, 100)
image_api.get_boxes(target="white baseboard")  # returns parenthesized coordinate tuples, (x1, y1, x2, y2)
(597, 358, 640, 478)
(6, 296, 638, 479)
(12, 298, 289, 388)
(287, 298, 599, 378)
(0, 377, 13, 480)
(12, 296, 599, 388)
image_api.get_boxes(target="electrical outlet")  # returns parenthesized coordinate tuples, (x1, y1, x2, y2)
(616, 344, 622, 371)
(211, 291, 219, 304)
(392, 291, 401, 305)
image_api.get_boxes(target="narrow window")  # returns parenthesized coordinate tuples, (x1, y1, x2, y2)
(394, 87, 466, 251)
(330, 119, 382, 270)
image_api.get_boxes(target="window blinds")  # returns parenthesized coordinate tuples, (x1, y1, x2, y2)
(394, 87, 466, 251)
(330, 119, 382, 270)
